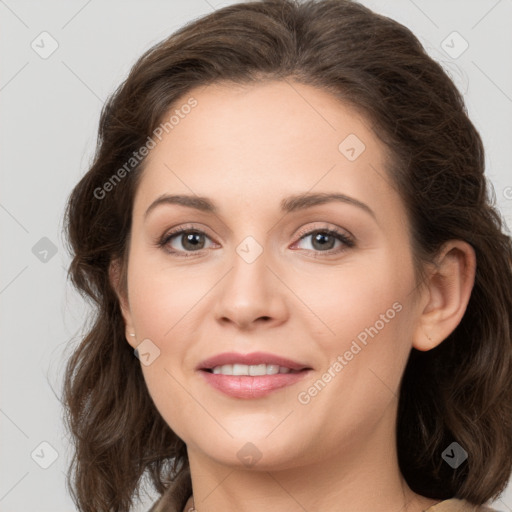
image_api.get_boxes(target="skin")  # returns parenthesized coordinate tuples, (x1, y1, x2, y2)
(110, 80, 476, 512)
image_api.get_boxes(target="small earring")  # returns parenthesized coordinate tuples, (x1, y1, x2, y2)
(129, 333, 136, 337)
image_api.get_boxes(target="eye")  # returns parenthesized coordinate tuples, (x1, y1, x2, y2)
(291, 226, 355, 255)
(157, 225, 216, 257)
(156, 224, 355, 258)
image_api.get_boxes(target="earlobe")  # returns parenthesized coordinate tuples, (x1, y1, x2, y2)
(412, 240, 476, 352)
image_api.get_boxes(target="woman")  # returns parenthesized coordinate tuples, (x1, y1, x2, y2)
(62, 1, 512, 511)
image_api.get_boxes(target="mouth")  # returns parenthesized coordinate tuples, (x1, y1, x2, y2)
(196, 352, 313, 399)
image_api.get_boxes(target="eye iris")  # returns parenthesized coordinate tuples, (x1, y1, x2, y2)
(182, 232, 204, 250)
(312, 232, 335, 251)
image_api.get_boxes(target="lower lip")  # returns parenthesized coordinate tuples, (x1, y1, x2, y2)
(199, 369, 311, 399)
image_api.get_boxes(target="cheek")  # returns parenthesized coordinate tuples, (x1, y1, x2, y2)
(292, 270, 413, 446)
(293, 254, 416, 417)
(127, 259, 202, 438)
(297, 253, 412, 348)
(128, 253, 209, 344)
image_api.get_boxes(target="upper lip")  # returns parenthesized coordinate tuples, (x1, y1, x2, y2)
(197, 351, 312, 371)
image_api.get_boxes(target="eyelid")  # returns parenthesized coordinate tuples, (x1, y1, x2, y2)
(158, 222, 215, 241)
(294, 222, 354, 241)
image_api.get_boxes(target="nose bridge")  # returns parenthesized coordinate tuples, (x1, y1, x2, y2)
(213, 232, 286, 328)
(226, 233, 272, 303)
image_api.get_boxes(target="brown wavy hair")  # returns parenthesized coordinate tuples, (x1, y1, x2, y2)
(62, 0, 512, 510)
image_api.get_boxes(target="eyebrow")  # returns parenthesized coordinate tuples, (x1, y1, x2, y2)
(144, 192, 376, 221)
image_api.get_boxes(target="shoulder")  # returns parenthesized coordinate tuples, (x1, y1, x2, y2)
(425, 498, 500, 512)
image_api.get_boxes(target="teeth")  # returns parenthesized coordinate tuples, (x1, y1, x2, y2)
(211, 364, 295, 376)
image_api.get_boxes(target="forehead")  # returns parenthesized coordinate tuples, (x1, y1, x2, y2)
(133, 79, 400, 221)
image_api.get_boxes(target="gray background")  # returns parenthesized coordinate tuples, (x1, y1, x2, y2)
(1, 1, 511, 511)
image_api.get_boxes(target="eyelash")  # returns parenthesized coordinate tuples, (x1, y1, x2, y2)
(156, 224, 355, 258)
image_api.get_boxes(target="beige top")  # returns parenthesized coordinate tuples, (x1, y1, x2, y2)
(425, 499, 497, 512)
(149, 496, 498, 512)
(147, 469, 498, 512)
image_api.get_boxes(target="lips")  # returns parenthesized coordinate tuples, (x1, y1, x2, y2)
(196, 351, 313, 399)
(200, 371, 311, 398)
(196, 351, 312, 372)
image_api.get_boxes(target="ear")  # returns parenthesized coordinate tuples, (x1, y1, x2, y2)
(412, 240, 476, 351)
(109, 258, 138, 349)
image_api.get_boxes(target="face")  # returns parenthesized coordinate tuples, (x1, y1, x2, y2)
(117, 79, 425, 470)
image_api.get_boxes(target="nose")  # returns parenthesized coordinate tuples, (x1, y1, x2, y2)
(213, 246, 288, 331)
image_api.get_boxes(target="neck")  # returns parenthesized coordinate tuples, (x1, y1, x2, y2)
(183, 403, 439, 512)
